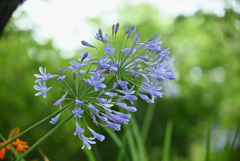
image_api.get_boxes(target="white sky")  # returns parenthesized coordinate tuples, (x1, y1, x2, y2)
(13, 0, 239, 58)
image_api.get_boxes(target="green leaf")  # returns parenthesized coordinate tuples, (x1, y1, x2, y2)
(163, 120, 173, 161)
(228, 120, 240, 161)
(219, 140, 229, 161)
(141, 103, 156, 144)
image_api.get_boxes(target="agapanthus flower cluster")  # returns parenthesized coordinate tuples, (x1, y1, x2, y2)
(34, 23, 175, 150)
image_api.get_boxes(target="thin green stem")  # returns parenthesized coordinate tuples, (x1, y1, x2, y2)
(16, 114, 74, 161)
(163, 120, 173, 161)
(141, 103, 156, 143)
(228, 120, 240, 161)
(0, 101, 74, 149)
(131, 117, 148, 161)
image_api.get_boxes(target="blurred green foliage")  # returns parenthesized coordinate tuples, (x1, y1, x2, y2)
(1, 3, 240, 161)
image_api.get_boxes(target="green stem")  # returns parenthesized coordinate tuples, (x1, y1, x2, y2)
(228, 120, 240, 161)
(16, 114, 74, 161)
(141, 103, 156, 143)
(0, 101, 73, 150)
(163, 120, 173, 161)
(131, 117, 148, 161)
(126, 126, 138, 161)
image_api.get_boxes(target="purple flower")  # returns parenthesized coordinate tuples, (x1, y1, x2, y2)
(76, 99, 83, 106)
(106, 121, 121, 131)
(80, 135, 96, 150)
(78, 52, 96, 63)
(87, 103, 99, 115)
(122, 94, 137, 104)
(103, 44, 115, 55)
(111, 82, 118, 90)
(138, 56, 149, 60)
(121, 48, 129, 55)
(88, 127, 105, 142)
(118, 80, 128, 91)
(53, 92, 68, 106)
(115, 23, 119, 34)
(79, 70, 85, 75)
(34, 66, 58, 83)
(72, 107, 84, 118)
(89, 71, 106, 91)
(117, 103, 137, 112)
(69, 60, 88, 71)
(139, 35, 162, 54)
(113, 111, 131, 119)
(134, 31, 140, 44)
(95, 33, 112, 43)
(49, 114, 60, 124)
(106, 112, 129, 124)
(58, 67, 72, 75)
(142, 82, 163, 100)
(110, 66, 118, 73)
(97, 115, 108, 122)
(138, 93, 154, 104)
(90, 112, 98, 127)
(112, 24, 115, 35)
(116, 84, 137, 104)
(81, 40, 95, 48)
(93, 55, 111, 69)
(129, 69, 139, 78)
(34, 82, 52, 98)
(57, 75, 66, 82)
(83, 78, 91, 87)
(147, 63, 175, 81)
(138, 93, 149, 100)
(97, 98, 106, 104)
(104, 92, 118, 97)
(158, 47, 170, 56)
(96, 103, 112, 113)
(74, 122, 85, 136)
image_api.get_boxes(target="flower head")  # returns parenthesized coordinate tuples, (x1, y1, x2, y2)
(72, 108, 84, 118)
(87, 127, 105, 142)
(80, 135, 96, 150)
(12, 138, 30, 154)
(103, 44, 115, 55)
(34, 23, 175, 151)
(74, 122, 85, 136)
(34, 66, 58, 83)
(49, 114, 61, 124)
(34, 82, 52, 98)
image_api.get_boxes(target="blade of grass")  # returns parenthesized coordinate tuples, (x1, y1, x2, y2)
(83, 147, 96, 161)
(92, 145, 102, 161)
(228, 120, 240, 161)
(132, 117, 148, 161)
(116, 128, 128, 161)
(205, 123, 211, 161)
(163, 120, 173, 161)
(126, 125, 138, 161)
(219, 140, 229, 161)
(141, 103, 155, 144)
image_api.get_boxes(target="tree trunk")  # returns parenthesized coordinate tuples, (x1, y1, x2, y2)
(0, 0, 26, 37)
